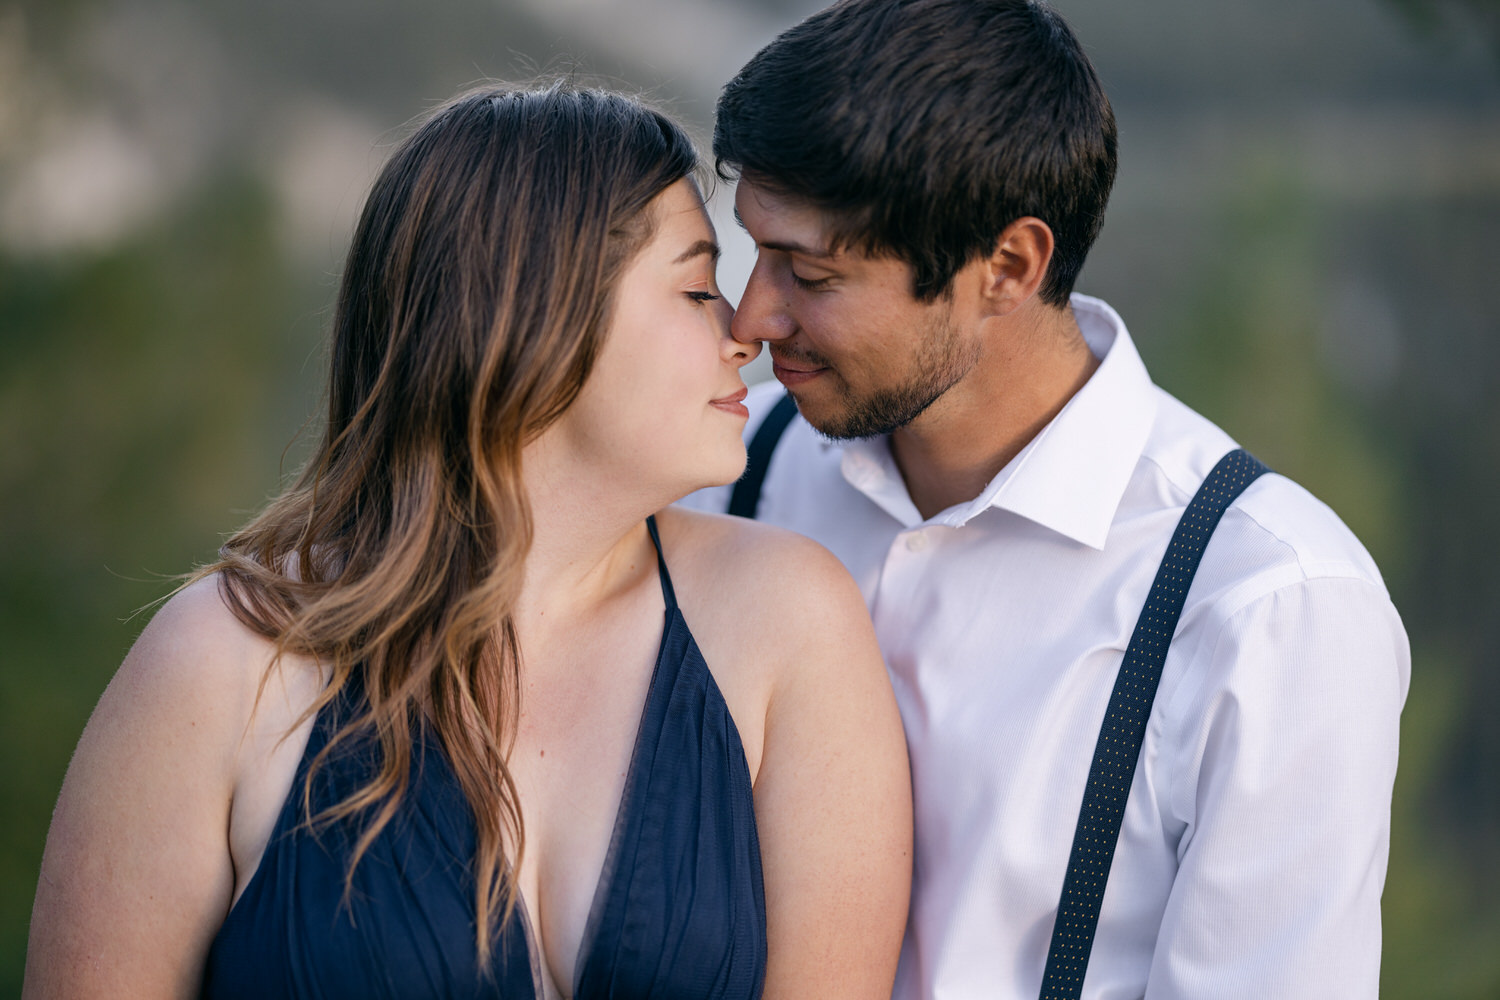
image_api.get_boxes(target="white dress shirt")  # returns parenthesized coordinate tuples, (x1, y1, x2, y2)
(682, 294, 1410, 1000)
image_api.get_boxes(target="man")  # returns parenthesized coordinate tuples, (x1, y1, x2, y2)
(681, 1, 1410, 997)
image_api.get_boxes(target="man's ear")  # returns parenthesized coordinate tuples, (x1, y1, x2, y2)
(979, 217, 1054, 316)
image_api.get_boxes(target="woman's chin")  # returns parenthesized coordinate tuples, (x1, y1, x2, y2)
(682, 446, 751, 495)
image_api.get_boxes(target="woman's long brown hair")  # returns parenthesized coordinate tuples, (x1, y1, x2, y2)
(204, 84, 697, 960)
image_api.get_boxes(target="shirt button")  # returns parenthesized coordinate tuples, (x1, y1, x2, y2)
(906, 531, 929, 552)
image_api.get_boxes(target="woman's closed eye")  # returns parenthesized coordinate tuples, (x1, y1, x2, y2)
(687, 290, 721, 303)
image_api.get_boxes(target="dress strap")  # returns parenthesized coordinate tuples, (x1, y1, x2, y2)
(644, 515, 678, 611)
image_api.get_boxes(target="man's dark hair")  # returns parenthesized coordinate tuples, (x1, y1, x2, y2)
(714, 0, 1117, 307)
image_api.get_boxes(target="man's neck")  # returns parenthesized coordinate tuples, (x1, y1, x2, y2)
(889, 303, 1100, 520)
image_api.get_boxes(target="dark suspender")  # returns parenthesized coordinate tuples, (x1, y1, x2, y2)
(727, 392, 798, 519)
(726, 398, 1269, 999)
(1039, 448, 1269, 1000)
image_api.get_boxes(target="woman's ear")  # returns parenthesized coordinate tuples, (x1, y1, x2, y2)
(979, 217, 1055, 316)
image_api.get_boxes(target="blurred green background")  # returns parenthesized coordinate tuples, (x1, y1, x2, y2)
(2, 0, 1497, 994)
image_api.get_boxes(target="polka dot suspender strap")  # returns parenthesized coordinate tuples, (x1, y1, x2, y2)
(1038, 448, 1270, 1000)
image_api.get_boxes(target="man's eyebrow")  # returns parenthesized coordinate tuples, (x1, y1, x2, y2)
(732, 206, 833, 258)
(673, 239, 721, 264)
(758, 239, 833, 258)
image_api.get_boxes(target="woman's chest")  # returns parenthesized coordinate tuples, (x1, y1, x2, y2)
(505, 619, 663, 997)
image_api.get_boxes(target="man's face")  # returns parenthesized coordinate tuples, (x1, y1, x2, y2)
(731, 180, 981, 440)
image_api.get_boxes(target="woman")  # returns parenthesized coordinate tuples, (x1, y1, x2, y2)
(23, 86, 910, 999)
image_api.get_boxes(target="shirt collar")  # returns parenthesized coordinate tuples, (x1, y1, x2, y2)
(835, 294, 1157, 548)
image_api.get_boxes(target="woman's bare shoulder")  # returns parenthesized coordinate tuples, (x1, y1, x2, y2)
(140, 573, 267, 651)
(654, 514, 910, 999)
(23, 574, 294, 995)
(128, 574, 330, 757)
(653, 507, 878, 692)
(123, 575, 283, 708)
(73, 575, 309, 798)
(655, 507, 864, 620)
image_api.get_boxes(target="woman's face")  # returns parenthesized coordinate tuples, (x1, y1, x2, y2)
(554, 178, 760, 500)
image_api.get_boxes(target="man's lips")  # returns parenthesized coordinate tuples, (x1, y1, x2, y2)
(709, 386, 750, 419)
(771, 353, 828, 386)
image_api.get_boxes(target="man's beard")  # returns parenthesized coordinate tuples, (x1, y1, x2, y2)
(793, 308, 979, 440)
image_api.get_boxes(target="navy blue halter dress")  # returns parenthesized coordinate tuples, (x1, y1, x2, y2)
(203, 517, 767, 999)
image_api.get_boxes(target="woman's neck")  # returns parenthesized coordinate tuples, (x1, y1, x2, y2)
(514, 433, 663, 625)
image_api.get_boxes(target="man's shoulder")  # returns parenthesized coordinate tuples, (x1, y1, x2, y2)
(1140, 387, 1391, 615)
(1140, 391, 1408, 762)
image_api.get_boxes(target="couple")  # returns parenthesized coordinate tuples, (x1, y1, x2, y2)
(25, 1, 1409, 998)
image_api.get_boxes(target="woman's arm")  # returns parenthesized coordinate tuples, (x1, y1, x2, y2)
(24, 579, 259, 998)
(748, 534, 913, 999)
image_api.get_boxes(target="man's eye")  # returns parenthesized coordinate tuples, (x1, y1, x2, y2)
(791, 272, 832, 291)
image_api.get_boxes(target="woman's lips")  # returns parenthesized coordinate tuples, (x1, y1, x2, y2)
(709, 386, 750, 419)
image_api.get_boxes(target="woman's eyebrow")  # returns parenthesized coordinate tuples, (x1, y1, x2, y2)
(674, 239, 721, 264)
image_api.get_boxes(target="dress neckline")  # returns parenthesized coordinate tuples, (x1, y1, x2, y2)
(211, 514, 764, 1000)
(515, 513, 680, 999)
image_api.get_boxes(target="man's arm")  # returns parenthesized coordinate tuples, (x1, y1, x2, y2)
(1147, 575, 1409, 999)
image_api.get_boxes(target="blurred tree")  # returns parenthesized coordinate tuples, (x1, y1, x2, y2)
(0, 171, 324, 992)
(1385, 0, 1500, 57)
(1138, 169, 1500, 999)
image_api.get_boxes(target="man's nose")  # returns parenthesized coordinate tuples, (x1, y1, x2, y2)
(730, 257, 796, 345)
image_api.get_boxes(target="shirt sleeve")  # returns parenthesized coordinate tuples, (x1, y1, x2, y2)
(1146, 575, 1410, 999)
